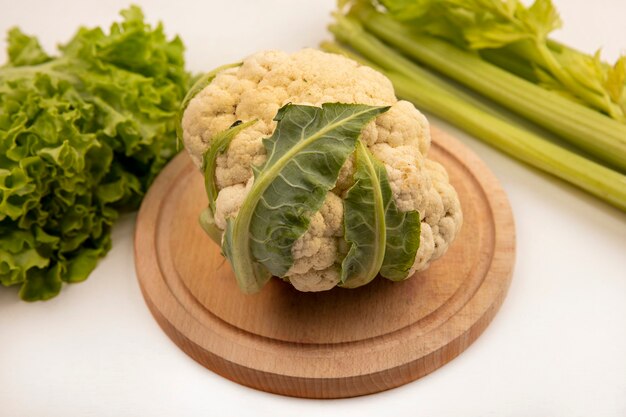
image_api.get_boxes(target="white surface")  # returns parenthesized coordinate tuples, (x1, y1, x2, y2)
(1, 1, 625, 416)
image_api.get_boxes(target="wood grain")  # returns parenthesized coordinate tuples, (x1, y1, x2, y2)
(134, 127, 515, 398)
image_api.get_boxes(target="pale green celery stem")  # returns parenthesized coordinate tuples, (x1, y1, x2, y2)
(534, 42, 623, 119)
(547, 39, 626, 87)
(478, 48, 538, 83)
(499, 42, 625, 117)
(353, 10, 626, 172)
(510, 39, 616, 115)
(327, 20, 524, 125)
(444, 2, 621, 118)
(512, 40, 625, 115)
(324, 31, 626, 211)
(391, 74, 626, 212)
(321, 40, 369, 67)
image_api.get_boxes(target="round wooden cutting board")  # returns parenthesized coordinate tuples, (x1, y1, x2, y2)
(134, 127, 515, 399)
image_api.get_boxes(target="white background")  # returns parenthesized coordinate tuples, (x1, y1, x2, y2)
(1, 1, 625, 416)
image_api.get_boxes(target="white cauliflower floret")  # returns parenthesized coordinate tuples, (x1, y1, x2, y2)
(318, 192, 343, 237)
(410, 223, 435, 274)
(213, 177, 253, 230)
(182, 49, 395, 168)
(286, 193, 343, 277)
(361, 100, 431, 154)
(214, 123, 268, 189)
(425, 160, 463, 261)
(288, 265, 341, 292)
(289, 237, 338, 275)
(182, 49, 462, 292)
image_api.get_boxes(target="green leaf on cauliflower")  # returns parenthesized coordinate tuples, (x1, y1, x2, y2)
(199, 119, 257, 245)
(202, 120, 257, 213)
(379, 175, 421, 281)
(340, 141, 387, 288)
(0, 6, 189, 300)
(341, 141, 420, 287)
(222, 103, 389, 294)
(198, 208, 222, 245)
(221, 218, 272, 294)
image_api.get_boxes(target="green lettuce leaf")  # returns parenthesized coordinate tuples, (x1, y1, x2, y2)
(0, 6, 189, 300)
(6, 28, 51, 66)
(222, 103, 388, 293)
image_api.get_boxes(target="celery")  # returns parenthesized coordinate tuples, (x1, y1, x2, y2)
(376, 0, 626, 122)
(324, 18, 626, 211)
(349, 5, 626, 173)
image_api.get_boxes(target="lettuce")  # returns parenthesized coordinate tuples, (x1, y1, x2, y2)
(0, 6, 189, 300)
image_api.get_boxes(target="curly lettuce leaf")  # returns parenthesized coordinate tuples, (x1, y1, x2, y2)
(6, 28, 51, 66)
(0, 6, 189, 300)
(222, 103, 388, 293)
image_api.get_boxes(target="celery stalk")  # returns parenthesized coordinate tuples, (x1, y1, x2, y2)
(324, 20, 626, 211)
(349, 6, 626, 173)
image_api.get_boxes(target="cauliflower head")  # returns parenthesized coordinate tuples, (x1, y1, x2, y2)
(182, 49, 462, 292)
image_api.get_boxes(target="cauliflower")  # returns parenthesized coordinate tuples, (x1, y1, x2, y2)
(182, 49, 462, 292)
